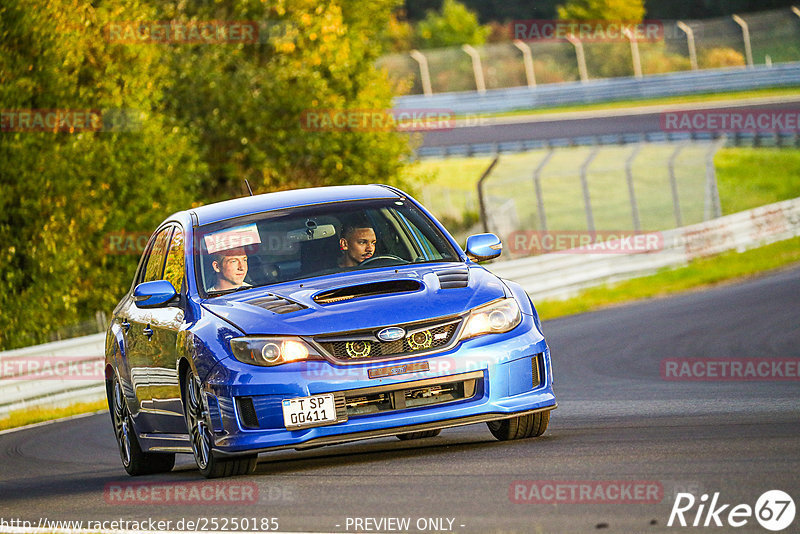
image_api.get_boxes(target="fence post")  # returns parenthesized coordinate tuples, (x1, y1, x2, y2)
(624, 29, 643, 78)
(532, 148, 554, 231)
(676, 21, 698, 71)
(513, 40, 537, 88)
(705, 136, 726, 220)
(625, 144, 643, 231)
(732, 15, 754, 68)
(668, 144, 685, 227)
(566, 35, 589, 82)
(462, 44, 487, 94)
(580, 146, 599, 233)
(477, 156, 501, 233)
(409, 50, 433, 96)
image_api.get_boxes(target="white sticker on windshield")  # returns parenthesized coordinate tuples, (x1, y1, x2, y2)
(204, 223, 261, 253)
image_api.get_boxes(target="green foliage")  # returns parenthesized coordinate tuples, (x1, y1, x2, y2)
(379, 11, 415, 53)
(0, 0, 204, 349)
(415, 0, 490, 49)
(557, 0, 645, 22)
(162, 0, 412, 200)
(1, 0, 413, 349)
(700, 47, 746, 68)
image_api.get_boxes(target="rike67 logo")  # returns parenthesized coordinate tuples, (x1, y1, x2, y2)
(668, 490, 795, 531)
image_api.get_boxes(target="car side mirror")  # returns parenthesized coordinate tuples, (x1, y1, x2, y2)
(133, 280, 178, 308)
(465, 233, 502, 262)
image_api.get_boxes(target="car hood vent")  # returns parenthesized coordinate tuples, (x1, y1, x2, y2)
(247, 294, 307, 314)
(313, 280, 422, 305)
(436, 268, 469, 289)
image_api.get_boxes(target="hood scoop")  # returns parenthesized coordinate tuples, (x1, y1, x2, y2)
(246, 294, 307, 314)
(313, 280, 422, 305)
(436, 268, 469, 289)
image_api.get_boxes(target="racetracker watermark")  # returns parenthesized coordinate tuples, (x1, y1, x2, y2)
(661, 358, 800, 381)
(512, 20, 664, 42)
(510, 480, 663, 504)
(301, 355, 498, 381)
(105, 231, 151, 255)
(299, 109, 456, 132)
(508, 230, 664, 255)
(105, 20, 259, 44)
(0, 356, 104, 380)
(661, 109, 800, 133)
(1, 109, 143, 132)
(104, 480, 258, 505)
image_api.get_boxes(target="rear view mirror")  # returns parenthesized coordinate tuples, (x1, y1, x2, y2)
(286, 222, 336, 242)
(133, 280, 178, 308)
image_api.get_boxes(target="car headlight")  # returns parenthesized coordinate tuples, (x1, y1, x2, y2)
(460, 298, 522, 340)
(230, 337, 323, 367)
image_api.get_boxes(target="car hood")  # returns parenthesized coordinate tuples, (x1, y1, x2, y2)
(200, 263, 508, 336)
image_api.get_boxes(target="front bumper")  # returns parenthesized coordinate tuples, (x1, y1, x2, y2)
(202, 318, 555, 455)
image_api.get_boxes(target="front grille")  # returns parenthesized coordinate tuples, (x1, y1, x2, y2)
(316, 318, 461, 361)
(340, 371, 481, 417)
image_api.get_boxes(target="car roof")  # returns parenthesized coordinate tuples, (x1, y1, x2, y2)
(187, 184, 402, 226)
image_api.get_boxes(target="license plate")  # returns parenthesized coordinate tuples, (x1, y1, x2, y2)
(282, 393, 338, 429)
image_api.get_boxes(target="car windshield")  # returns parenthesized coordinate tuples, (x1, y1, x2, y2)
(196, 198, 461, 296)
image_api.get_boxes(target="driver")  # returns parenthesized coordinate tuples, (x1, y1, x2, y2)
(208, 246, 250, 291)
(338, 223, 376, 267)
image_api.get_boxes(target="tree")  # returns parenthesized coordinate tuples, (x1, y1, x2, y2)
(161, 0, 413, 199)
(0, 0, 204, 349)
(558, 0, 645, 22)
(415, 0, 490, 49)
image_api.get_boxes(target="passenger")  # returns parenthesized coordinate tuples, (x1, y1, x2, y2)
(338, 223, 376, 267)
(208, 246, 250, 291)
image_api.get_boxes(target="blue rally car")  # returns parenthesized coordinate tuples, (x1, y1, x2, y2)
(105, 185, 556, 477)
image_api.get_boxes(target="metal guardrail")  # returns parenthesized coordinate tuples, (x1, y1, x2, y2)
(416, 131, 800, 159)
(487, 197, 800, 301)
(1, 197, 798, 419)
(394, 62, 800, 116)
(0, 333, 106, 419)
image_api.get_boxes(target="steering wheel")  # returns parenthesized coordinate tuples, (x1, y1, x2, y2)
(358, 254, 409, 267)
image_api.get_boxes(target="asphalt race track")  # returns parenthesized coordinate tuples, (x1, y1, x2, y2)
(420, 98, 800, 148)
(1, 267, 798, 533)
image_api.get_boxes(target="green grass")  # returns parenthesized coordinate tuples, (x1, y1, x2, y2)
(458, 86, 800, 119)
(0, 400, 107, 432)
(716, 148, 800, 215)
(536, 236, 800, 320)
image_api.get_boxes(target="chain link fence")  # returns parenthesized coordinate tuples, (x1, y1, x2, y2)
(378, 8, 800, 96)
(417, 141, 725, 259)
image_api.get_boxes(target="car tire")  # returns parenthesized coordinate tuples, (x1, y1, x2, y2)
(487, 410, 550, 441)
(183, 367, 258, 478)
(108, 374, 175, 476)
(396, 429, 442, 441)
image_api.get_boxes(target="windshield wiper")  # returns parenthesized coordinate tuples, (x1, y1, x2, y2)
(206, 285, 256, 297)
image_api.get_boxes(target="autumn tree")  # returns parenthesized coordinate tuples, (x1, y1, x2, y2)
(558, 0, 645, 22)
(0, 0, 204, 349)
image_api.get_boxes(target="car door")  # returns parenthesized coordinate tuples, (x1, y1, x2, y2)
(125, 225, 175, 432)
(142, 225, 187, 433)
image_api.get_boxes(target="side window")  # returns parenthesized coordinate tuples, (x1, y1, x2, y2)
(163, 227, 185, 293)
(142, 227, 173, 283)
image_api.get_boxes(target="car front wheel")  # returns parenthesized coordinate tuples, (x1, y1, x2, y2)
(183, 367, 257, 478)
(487, 410, 550, 440)
(109, 374, 175, 476)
